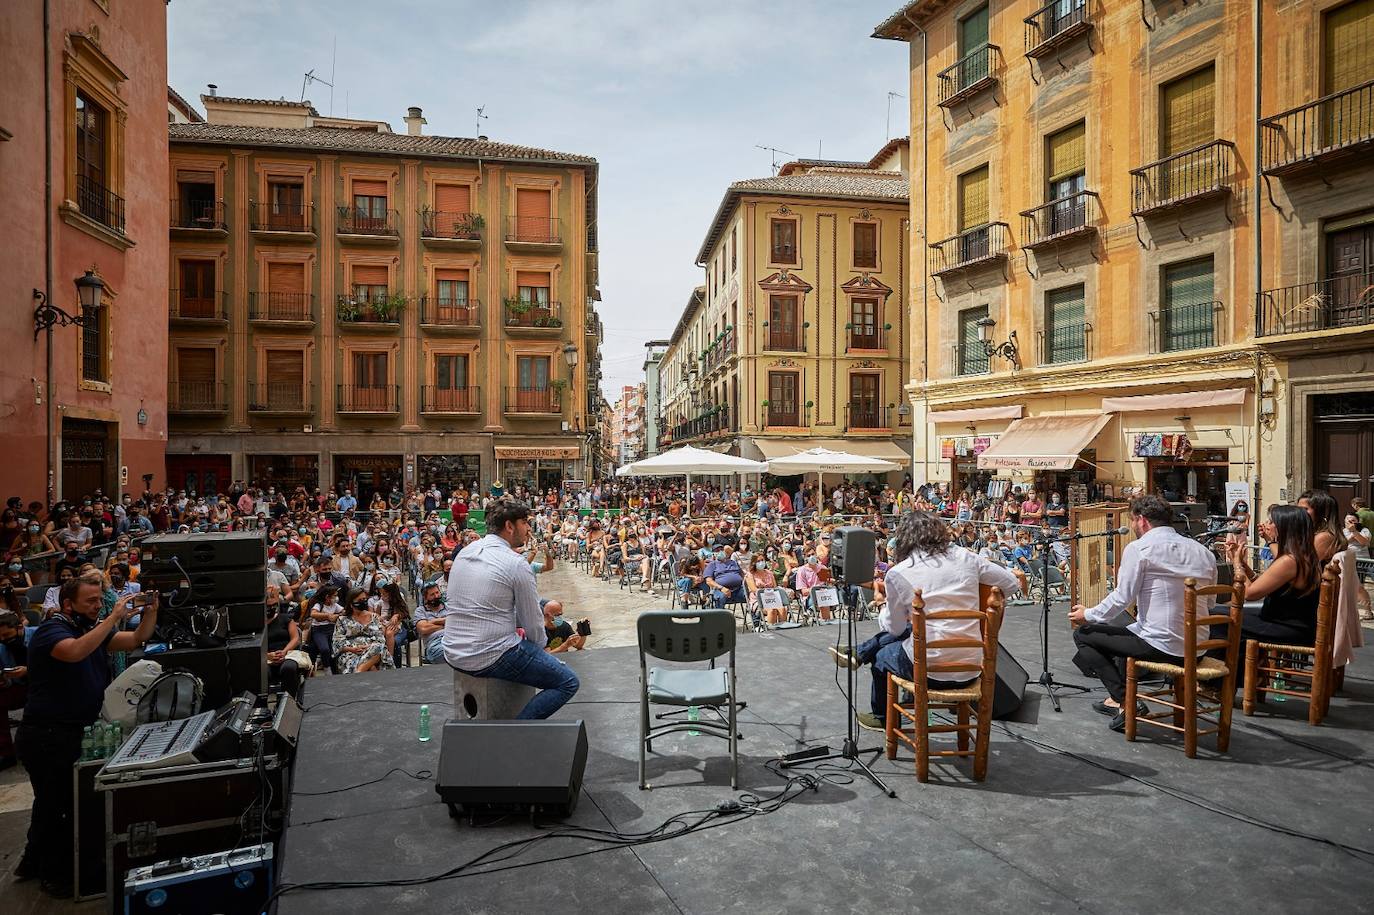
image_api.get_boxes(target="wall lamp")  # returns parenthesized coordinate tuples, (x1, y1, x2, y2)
(33, 269, 104, 340)
(975, 316, 1019, 368)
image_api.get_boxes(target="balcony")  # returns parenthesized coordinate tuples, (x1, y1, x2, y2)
(168, 290, 228, 323)
(585, 311, 603, 340)
(1130, 140, 1236, 217)
(1149, 300, 1224, 353)
(170, 198, 227, 235)
(951, 342, 991, 377)
(337, 384, 400, 415)
(846, 323, 890, 352)
(937, 44, 999, 108)
(336, 293, 404, 330)
(419, 296, 481, 332)
(503, 298, 563, 332)
(169, 381, 228, 414)
(505, 386, 563, 415)
(248, 381, 313, 415)
(1261, 79, 1374, 176)
(249, 201, 316, 237)
(504, 215, 562, 252)
(420, 210, 483, 249)
(1257, 271, 1374, 337)
(845, 404, 890, 432)
(704, 330, 736, 372)
(761, 322, 807, 353)
(764, 403, 810, 430)
(1024, 0, 1091, 59)
(76, 174, 125, 234)
(929, 222, 1011, 278)
(248, 292, 314, 324)
(421, 385, 481, 415)
(336, 206, 400, 242)
(1037, 322, 1092, 366)
(1020, 190, 1099, 250)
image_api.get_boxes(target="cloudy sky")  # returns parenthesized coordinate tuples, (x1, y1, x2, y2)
(168, 0, 910, 399)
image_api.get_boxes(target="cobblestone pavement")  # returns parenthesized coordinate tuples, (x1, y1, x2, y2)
(535, 559, 673, 650)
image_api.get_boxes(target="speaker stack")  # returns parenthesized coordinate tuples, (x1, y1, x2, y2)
(139, 531, 269, 708)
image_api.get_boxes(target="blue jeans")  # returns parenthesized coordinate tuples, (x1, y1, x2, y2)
(469, 639, 580, 720)
(424, 637, 445, 664)
(869, 639, 966, 720)
(857, 626, 910, 666)
(710, 584, 747, 608)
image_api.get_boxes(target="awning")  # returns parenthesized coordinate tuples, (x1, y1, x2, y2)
(977, 414, 1113, 471)
(750, 438, 910, 463)
(1101, 388, 1248, 413)
(928, 405, 1023, 424)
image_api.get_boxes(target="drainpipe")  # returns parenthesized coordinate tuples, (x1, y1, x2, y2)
(43, 0, 56, 506)
(903, 9, 930, 485)
(1251, 0, 1263, 518)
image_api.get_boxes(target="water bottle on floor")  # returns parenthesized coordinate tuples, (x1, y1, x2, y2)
(687, 705, 700, 737)
(80, 726, 93, 762)
(1272, 673, 1287, 702)
(418, 704, 431, 741)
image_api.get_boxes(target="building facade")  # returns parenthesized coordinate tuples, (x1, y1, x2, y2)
(1, 0, 170, 504)
(642, 342, 668, 458)
(875, 0, 1374, 514)
(165, 95, 601, 499)
(657, 145, 912, 472)
(611, 383, 647, 465)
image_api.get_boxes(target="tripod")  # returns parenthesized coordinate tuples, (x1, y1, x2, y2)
(781, 584, 896, 798)
(1036, 534, 1091, 712)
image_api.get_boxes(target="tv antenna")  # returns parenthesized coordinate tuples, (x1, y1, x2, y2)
(755, 144, 795, 176)
(475, 105, 489, 136)
(302, 68, 334, 110)
(886, 90, 906, 140)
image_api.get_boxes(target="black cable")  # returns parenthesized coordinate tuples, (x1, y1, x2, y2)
(295, 767, 434, 796)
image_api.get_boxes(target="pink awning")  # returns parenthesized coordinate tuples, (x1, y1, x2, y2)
(928, 405, 1023, 424)
(1101, 388, 1247, 413)
(977, 414, 1113, 471)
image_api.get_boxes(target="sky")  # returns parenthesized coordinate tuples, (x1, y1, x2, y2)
(167, 0, 910, 401)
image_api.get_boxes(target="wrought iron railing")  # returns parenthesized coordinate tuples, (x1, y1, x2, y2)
(170, 198, 226, 230)
(336, 292, 405, 325)
(250, 201, 315, 233)
(1024, 0, 1090, 57)
(168, 289, 228, 321)
(421, 210, 483, 241)
(503, 298, 563, 328)
(77, 174, 125, 232)
(1149, 300, 1224, 353)
(846, 323, 887, 351)
(952, 342, 991, 377)
(764, 404, 809, 429)
(249, 291, 314, 322)
(937, 44, 998, 106)
(337, 384, 400, 413)
(420, 296, 481, 327)
(337, 206, 399, 236)
(1256, 272, 1374, 336)
(1020, 190, 1098, 247)
(505, 215, 561, 245)
(1130, 140, 1236, 215)
(248, 382, 313, 413)
(929, 221, 1010, 275)
(1037, 321, 1092, 365)
(845, 404, 889, 431)
(421, 385, 480, 413)
(505, 386, 562, 413)
(169, 381, 228, 412)
(1261, 78, 1374, 174)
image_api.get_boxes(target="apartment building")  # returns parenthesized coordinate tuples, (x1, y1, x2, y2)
(165, 94, 601, 498)
(875, 0, 1374, 513)
(657, 142, 912, 472)
(612, 383, 647, 465)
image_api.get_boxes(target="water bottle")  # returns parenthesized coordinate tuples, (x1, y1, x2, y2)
(80, 726, 94, 762)
(418, 704, 431, 742)
(1273, 673, 1287, 702)
(687, 705, 700, 737)
(110, 721, 123, 754)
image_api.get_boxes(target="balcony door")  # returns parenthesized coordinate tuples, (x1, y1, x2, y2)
(768, 295, 799, 350)
(514, 188, 552, 242)
(264, 349, 305, 409)
(179, 259, 216, 318)
(351, 180, 388, 231)
(266, 262, 307, 320)
(517, 355, 551, 411)
(1326, 220, 1374, 327)
(177, 347, 216, 407)
(1323, 0, 1374, 147)
(1046, 122, 1086, 234)
(767, 372, 799, 427)
(434, 353, 472, 412)
(1160, 66, 1216, 198)
(957, 6, 990, 88)
(850, 297, 880, 349)
(849, 374, 880, 429)
(268, 181, 305, 231)
(352, 352, 389, 410)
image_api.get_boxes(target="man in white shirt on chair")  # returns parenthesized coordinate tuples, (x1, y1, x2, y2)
(1070, 494, 1217, 733)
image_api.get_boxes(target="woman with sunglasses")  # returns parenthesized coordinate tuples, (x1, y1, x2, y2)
(332, 586, 393, 674)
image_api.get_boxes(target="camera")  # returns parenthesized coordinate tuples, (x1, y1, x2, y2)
(575, 619, 592, 638)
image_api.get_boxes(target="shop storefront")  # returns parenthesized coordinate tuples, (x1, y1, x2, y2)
(927, 405, 1022, 493)
(494, 445, 581, 493)
(418, 454, 482, 493)
(333, 454, 403, 503)
(249, 454, 319, 493)
(976, 414, 1114, 503)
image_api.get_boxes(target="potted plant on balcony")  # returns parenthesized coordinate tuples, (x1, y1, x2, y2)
(373, 293, 407, 323)
(454, 213, 484, 238)
(337, 297, 362, 322)
(504, 297, 532, 325)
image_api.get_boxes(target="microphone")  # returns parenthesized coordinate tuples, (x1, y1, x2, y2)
(1051, 526, 1128, 541)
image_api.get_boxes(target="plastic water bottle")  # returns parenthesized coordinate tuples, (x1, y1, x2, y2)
(1272, 673, 1287, 702)
(418, 704, 431, 742)
(80, 726, 94, 762)
(109, 721, 123, 754)
(687, 705, 700, 737)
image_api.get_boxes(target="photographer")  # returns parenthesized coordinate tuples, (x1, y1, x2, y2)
(541, 599, 588, 653)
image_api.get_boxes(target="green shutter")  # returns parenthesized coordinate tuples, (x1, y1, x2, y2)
(958, 306, 990, 375)
(1045, 285, 1086, 363)
(1162, 258, 1216, 351)
(960, 6, 989, 55)
(1325, 0, 1374, 93)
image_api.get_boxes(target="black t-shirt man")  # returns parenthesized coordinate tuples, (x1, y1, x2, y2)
(23, 615, 114, 727)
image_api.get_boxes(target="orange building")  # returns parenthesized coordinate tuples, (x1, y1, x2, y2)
(165, 95, 601, 498)
(0, 0, 170, 504)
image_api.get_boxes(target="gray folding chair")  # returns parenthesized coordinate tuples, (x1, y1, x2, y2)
(637, 609, 739, 790)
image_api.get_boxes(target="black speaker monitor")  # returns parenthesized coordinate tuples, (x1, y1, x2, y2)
(436, 720, 587, 818)
(993, 644, 1029, 720)
(140, 531, 267, 573)
(831, 527, 877, 585)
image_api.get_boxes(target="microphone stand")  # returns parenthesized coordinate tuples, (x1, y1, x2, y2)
(1036, 529, 1097, 712)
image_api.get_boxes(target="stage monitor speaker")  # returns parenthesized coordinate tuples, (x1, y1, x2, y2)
(139, 568, 267, 606)
(994, 644, 1029, 720)
(152, 631, 267, 709)
(140, 531, 266, 573)
(436, 719, 587, 818)
(830, 527, 876, 585)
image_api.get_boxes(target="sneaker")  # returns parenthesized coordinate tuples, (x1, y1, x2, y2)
(828, 646, 860, 670)
(1108, 712, 1127, 734)
(856, 712, 886, 732)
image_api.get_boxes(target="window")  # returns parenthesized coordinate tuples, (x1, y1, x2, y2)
(514, 355, 553, 412)
(176, 347, 217, 407)
(351, 180, 388, 231)
(353, 352, 388, 387)
(516, 270, 551, 306)
(265, 262, 307, 319)
(849, 374, 881, 429)
(767, 294, 800, 350)
(850, 297, 880, 349)
(75, 91, 113, 227)
(516, 355, 550, 389)
(730, 227, 737, 272)
(957, 306, 990, 375)
(268, 180, 305, 230)
(1323, 0, 1374, 143)
(767, 372, 799, 426)
(1159, 66, 1217, 197)
(351, 264, 388, 306)
(1325, 218, 1374, 327)
(1045, 122, 1087, 233)
(958, 165, 991, 261)
(770, 218, 797, 264)
(432, 353, 473, 412)
(1044, 285, 1087, 364)
(435, 183, 472, 215)
(1160, 258, 1216, 351)
(853, 222, 878, 269)
(436, 269, 470, 305)
(263, 349, 305, 409)
(177, 259, 217, 318)
(956, 5, 991, 89)
(347, 351, 390, 410)
(514, 188, 553, 241)
(81, 299, 108, 384)
(175, 170, 217, 227)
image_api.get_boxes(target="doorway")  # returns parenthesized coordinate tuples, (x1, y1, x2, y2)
(1313, 392, 1374, 515)
(61, 419, 112, 501)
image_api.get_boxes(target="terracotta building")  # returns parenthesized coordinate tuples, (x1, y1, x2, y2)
(875, 0, 1374, 514)
(0, 0, 170, 504)
(165, 94, 601, 499)
(657, 141, 912, 472)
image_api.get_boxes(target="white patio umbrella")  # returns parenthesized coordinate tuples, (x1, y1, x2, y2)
(615, 446, 767, 517)
(765, 447, 898, 513)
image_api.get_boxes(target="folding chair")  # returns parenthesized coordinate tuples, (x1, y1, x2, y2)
(637, 609, 739, 789)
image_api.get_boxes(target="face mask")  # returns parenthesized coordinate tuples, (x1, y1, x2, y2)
(807, 557, 818, 566)
(7, 563, 21, 573)
(887, 539, 897, 552)
(376, 576, 389, 587)
(782, 542, 792, 552)
(755, 561, 767, 571)
(110, 576, 125, 588)
(28, 525, 39, 533)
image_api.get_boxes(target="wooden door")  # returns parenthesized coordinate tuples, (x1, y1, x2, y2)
(1325, 223, 1374, 327)
(266, 262, 307, 319)
(768, 372, 798, 426)
(849, 374, 880, 428)
(61, 419, 108, 502)
(179, 260, 216, 318)
(1313, 393, 1374, 515)
(769, 295, 799, 350)
(850, 298, 880, 349)
(269, 182, 305, 231)
(264, 349, 305, 408)
(352, 352, 389, 410)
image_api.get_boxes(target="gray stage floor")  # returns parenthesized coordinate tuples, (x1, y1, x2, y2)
(278, 607, 1374, 914)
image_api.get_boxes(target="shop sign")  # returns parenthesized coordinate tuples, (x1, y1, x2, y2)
(339, 456, 402, 470)
(494, 446, 580, 460)
(973, 436, 991, 455)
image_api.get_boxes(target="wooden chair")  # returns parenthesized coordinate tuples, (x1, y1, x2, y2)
(1124, 579, 1244, 758)
(1243, 558, 1341, 726)
(884, 587, 1004, 782)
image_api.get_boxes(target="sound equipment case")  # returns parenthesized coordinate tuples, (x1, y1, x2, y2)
(139, 531, 266, 572)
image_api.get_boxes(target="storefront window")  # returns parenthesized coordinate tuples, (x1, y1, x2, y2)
(333, 455, 403, 504)
(418, 454, 481, 493)
(1148, 449, 1229, 515)
(250, 455, 319, 493)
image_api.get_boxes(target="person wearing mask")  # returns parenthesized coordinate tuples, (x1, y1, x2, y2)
(304, 584, 344, 673)
(16, 580, 158, 896)
(264, 585, 303, 698)
(269, 543, 301, 585)
(332, 586, 393, 673)
(794, 552, 834, 620)
(703, 546, 746, 609)
(337, 490, 357, 513)
(0, 610, 28, 770)
(413, 580, 449, 664)
(541, 599, 586, 653)
(743, 554, 783, 627)
(1045, 491, 1068, 530)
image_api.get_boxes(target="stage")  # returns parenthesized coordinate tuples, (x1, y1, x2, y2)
(279, 609, 1374, 913)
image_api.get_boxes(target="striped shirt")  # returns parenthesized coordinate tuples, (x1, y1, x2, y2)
(442, 534, 546, 672)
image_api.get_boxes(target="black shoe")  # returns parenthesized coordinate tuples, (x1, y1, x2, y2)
(40, 879, 73, 899)
(13, 856, 38, 882)
(1093, 699, 1147, 718)
(1108, 712, 1127, 733)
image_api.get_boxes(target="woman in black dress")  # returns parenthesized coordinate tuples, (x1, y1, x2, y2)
(1229, 504, 1322, 647)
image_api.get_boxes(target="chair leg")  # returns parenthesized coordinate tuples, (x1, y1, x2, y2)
(639, 690, 649, 790)
(1243, 641, 1258, 715)
(914, 688, 930, 783)
(1311, 650, 1331, 727)
(1171, 678, 1184, 731)
(1334, 665, 1345, 693)
(1125, 659, 1138, 742)
(1183, 673, 1198, 759)
(972, 700, 992, 782)
(728, 683, 738, 790)
(956, 703, 970, 753)
(884, 673, 897, 760)
(1217, 670, 1235, 754)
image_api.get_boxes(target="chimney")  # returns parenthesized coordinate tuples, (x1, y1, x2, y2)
(403, 105, 426, 136)
(207, 83, 217, 97)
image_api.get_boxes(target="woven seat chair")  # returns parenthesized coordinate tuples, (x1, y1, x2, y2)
(884, 587, 1004, 782)
(1124, 578, 1244, 758)
(1243, 558, 1341, 726)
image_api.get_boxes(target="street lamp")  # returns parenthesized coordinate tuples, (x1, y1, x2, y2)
(561, 342, 579, 370)
(33, 269, 104, 340)
(975, 316, 1019, 368)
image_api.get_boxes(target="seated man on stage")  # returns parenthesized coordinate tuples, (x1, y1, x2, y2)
(1069, 494, 1217, 732)
(442, 500, 579, 719)
(852, 510, 1021, 732)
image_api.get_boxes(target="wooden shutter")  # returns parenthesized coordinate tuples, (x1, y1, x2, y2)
(352, 265, 388, 287)
(515, 188, 550, 217)
(1047, 285, 1086, 329)
(958, 166, 990, 231)
(516, 270, 549, 289)
(1164, 258, 1215, 308)
(434, 183, 471, 214)
(178, 348, 215, 382)
(853, 222, 878, 266)
(1046, 123, 1086, 183)
(1160, 66, 1216, 156)
(176, 169, 215, 184)
(1325, 0, 1374, 93)
(267, 262, 305, 295)
(266, 349, 304, 381)
(352, 179, 387, 198)
(959, 5, 989, 54)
